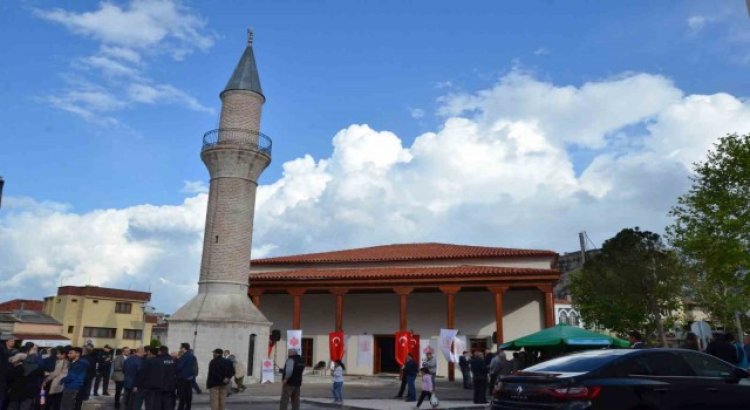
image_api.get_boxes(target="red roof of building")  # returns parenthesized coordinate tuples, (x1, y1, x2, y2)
(57, 286, 150, 302)
(252, 242, 557, 265)
(250, 265, 558, 282)
(0, 299, 44, 312)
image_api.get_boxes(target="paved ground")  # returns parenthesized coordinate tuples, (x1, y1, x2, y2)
(83, 374, 487, 410)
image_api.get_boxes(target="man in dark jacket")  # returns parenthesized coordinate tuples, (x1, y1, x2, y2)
(470, 351, 488, 404)
(175, 343, 197, 410)
(78, 347, 97, 406)
(61, 348, 88, 410)
(93, 345, 113, 396)
(279, 349, 305, 410)
(458, 351, 472, 389)
(0, 333, 15, 410)
(706, 333, 738, 364)
(138, 347, 176, 410)
(207, 349, 234, 410)
(402, 353, 418, 403)
(123, 347, 144, 410)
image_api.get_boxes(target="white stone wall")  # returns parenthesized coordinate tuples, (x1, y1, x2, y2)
(260, 289, 544, 376)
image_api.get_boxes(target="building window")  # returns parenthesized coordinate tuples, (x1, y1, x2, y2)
(469, 338, 488, 354)
(123, 329, 143, 340)
(67, 326, 74, 334)
(115, 302, 133, 314)
(301, 338, 314, 367)
(83, 327, 116, 338)
(93, 300, 99, 304)
(71, 299, 78, 302)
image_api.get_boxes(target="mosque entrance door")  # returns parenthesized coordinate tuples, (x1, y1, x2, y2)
(374, 335, 399, 373)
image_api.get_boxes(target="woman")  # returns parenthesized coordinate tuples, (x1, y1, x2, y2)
(44, 348, 69, 410)
(331, 361, 345, 404)
(415, 367, 433, 409)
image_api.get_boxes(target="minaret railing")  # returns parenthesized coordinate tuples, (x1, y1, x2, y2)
(202, 128, 272, 155)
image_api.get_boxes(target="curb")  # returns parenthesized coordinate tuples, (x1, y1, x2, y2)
(301, 398, 488, 410)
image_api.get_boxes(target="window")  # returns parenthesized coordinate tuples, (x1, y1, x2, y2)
(67, 326, 74, 334)
(82, 327, 116, 338)
(71, 299, 78, 302)
(123, 329, 142, 340)
(301, 338, 314, 367)
(678, 351, 735, 378)
(526, 351, 621, 373)
(115, 302, 132, 314)
(93, 300, 99, 304)
(469, 338, 488, 354)
(626, 352, 694, 377)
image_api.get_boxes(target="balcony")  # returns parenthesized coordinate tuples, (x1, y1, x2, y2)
(202, 128, 272, 155)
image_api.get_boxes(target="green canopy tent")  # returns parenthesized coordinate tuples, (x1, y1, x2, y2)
(500, 324, 630, 351)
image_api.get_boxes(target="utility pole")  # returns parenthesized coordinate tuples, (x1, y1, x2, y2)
(578, 231, 587, 264)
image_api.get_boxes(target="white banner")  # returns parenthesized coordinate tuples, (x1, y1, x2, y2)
(287, 330, 303, 353)
(261, 359, 274, 383)
(357, 335, 373, 367)
(452, 335, 467, 363)
(439, 329, 458, 362)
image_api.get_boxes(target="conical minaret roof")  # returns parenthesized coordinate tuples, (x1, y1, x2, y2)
(222, 29, 264, 99)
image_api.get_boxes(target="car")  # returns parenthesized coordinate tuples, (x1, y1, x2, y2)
(491, 348, 750, 410)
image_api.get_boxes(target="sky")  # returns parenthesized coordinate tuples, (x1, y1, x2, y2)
(1, 0, 750, 313)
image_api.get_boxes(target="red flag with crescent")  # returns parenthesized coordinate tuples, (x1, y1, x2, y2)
(395, 331, 411, 366)
(408, 333, 420, 362)
(329, 331, 345, 362)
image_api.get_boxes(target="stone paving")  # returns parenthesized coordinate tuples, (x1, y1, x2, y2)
(83, 374, 488, 410)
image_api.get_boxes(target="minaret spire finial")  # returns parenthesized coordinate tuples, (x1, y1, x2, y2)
(247, 28, 254, 46)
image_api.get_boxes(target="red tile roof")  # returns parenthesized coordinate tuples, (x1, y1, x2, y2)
(57, 286, 150, 302)
(250, 265, 558, 282)
(252, 242, 557, 265)
(0, 299, 44, 312)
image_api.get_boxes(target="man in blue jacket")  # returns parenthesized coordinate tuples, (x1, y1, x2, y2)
(175, 343, 197, 410)
(61, 348, 88, 410)
(123, 347, 144, 410)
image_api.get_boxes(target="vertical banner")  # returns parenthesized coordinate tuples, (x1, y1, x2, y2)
(395, 331, 411, 366)
(439, 329, 458, 362)
(452, 335, 467, 363)
(261, 359, 274, 383)
(357, 335, 373, 367)
(408, 334, 420, 364)
(329, 331, 345, 362)
(287, 330, 303, 353)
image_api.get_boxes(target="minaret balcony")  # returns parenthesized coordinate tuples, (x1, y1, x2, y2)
(202, 128, 272, 155)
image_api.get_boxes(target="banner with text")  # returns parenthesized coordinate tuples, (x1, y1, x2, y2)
(261, 359, 274, 383)
(452, 335, 467, 363)
(287, 330, 303, 353)
(357, 335, 373, 367)
(439, 328, 458, 362)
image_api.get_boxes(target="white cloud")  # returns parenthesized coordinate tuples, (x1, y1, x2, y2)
(5, 71, 750, 312)
(34, 1, 215, 125)
(410, 108, 425, 119)
(687, 15, 707, 33)
(180, 180, 208, 194)
(533, 47, 550, 56)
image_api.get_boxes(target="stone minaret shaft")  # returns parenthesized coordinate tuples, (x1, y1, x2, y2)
(199, 30, 270, 285)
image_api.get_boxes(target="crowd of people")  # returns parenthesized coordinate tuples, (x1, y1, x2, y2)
(0, 334, 246, 410)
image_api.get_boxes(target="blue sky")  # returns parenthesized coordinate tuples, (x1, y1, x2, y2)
(1, 0, 749, 311)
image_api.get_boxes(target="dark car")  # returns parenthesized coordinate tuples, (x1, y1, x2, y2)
(491, 348, 750, 410)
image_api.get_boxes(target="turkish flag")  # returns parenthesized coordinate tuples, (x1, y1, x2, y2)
(395, 331, 411, 366)
(408, 333, 420, 363)
(329, 331, 345, 362)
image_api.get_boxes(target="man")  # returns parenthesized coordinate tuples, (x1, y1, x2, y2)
(207, 349, 234, 410)
(458, 351, 471, 389)
(227, 355, 246, 393)
(706, 333, 738, 364)
(60, 348, 88, 410)
(402, 353, 418, 403)
(93, 345, 113, 396)
(175, 343, 197, 410)
(222, 350, 230, 359)
(628, 331, 646, 349)
(488, 350, 508, 395)
(112, 348, 129, 409)
(0, 333, 16, 410)
(75, 347, 97, 410)
(124, 347, 144, 410)
(279, 349, 305, 410)
(744, 335, 750, 369)
(470, 351, 487, 404)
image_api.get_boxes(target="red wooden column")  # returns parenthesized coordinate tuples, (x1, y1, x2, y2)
(394, 287, 414, 331)
(249, 289, 263, 308)
(330, 288, 348, 332)
(288, 289, 306, 329)
(536, 284, 555, 328)
(440, 286, 461, 382)
(488, 286, 509, 346)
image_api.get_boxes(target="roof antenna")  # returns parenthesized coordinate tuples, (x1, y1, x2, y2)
(247, 28, 254, 46)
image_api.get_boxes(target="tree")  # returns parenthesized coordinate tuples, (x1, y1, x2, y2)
(569, 228, 684, 346)
(669, 133, 750, 333)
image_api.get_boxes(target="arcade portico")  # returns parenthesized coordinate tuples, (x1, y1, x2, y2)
(248, 243, 560, 378)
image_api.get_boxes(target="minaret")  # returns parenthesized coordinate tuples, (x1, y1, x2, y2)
(169, 29, 272, 381)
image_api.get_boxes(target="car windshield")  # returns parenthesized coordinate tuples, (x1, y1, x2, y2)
(523, 352, 622, 373)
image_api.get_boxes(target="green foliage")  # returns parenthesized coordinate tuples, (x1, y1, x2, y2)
(149, 338, 161, 348)
(668, 133, 750, 331)
(570, 228, 683, 343)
